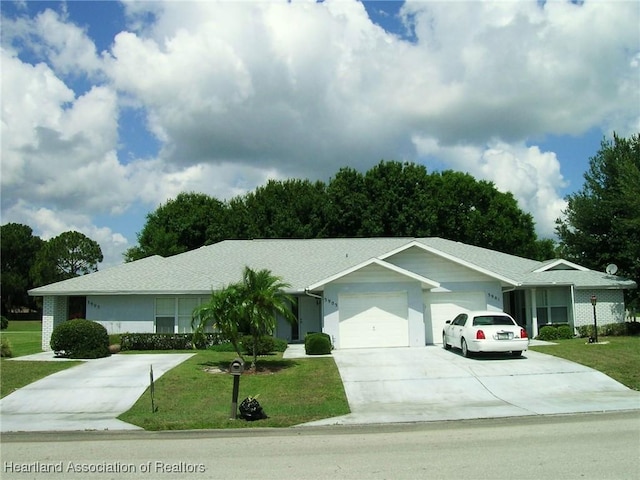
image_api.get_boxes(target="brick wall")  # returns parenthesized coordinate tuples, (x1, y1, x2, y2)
(573, 289, 625, 328)
(41, 296, 68, 351)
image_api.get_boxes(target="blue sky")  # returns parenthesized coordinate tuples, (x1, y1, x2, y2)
(1, 0, 638, 267)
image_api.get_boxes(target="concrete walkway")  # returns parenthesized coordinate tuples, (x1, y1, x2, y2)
(292, 346, 640, 426)
(1, 352, 193, 433)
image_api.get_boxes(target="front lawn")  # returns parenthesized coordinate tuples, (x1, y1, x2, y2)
(118, 350, 350, 429)
(530, 336, 640, 391)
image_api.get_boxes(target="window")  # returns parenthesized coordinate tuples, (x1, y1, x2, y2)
(155, 297, 208, 334)
(536, 288, 569, 324)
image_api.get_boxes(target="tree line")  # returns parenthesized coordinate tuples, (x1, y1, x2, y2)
(0, 228, 103, 316)
(125, 161, 556, 263)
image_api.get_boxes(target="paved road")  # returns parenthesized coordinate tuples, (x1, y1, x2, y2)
(1, 411, 638, 480)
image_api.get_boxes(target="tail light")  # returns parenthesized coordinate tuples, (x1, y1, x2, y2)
(476, 330, 486, 340)
(520, 328, 528, 339)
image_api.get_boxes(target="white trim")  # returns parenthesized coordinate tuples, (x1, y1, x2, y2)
(533, 259, 589, 273)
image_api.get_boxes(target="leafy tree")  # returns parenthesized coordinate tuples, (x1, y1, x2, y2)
(0, 223, 43, 315)
(556, 133, 640, 310)
(125, 192, 228, 261)
(237, 267, 297, 370)
(230, 179, 329, 239)
(32, 231, 103, 286)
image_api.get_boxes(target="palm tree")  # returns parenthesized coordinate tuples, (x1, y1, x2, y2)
(192, 283, 246, 360)
(238, 266, 297, 370)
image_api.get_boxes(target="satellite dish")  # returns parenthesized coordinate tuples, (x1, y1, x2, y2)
(606, 264, 618, 275)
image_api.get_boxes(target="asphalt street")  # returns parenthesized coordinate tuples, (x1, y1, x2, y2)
(1, 411, 638, 480)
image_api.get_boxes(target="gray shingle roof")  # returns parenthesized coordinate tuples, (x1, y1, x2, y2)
(28, 237, 636, 296)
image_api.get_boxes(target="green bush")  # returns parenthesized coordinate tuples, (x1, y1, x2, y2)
(272, 337, 288, 353)
(556, 324, 574, 339)
(537, 325, 560, 341)
(575, 322, 639, 338)
(1, 337, 13, 358)
(1, 316, 8, 330)
(50, 319, 110, 359)
(241, 335, 276, 356)
(120, 333, 223, 351)
(305, 332, 332, 355)
(626, 321, 640, 335)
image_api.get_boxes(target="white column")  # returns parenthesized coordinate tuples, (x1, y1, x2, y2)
(531, 288, 539, 339)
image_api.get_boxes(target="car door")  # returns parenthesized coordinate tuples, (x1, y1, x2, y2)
(449, 313, 467, 346)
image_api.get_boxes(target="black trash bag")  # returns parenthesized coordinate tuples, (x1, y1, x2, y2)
(239, 396, 268, 421)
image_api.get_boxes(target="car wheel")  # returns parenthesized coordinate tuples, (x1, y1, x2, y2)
(443, 333, 451, 350)
(511, 351, 522, 358)
(461, 338, 470, 358)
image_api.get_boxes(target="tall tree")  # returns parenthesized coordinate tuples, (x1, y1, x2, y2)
(32, 231, 103, 286)
(0, 223, 43, 315)
(125, 192, 228, 262)
(232, 179, 329, 239)
(556, 133, 640, 310)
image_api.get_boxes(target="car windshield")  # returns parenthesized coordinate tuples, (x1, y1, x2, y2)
(472, 316, 515, 326)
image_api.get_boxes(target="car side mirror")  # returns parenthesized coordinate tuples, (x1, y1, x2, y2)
(445, 320, 451, 324)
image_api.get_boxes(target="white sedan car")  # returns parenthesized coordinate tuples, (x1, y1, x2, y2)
(443, 311, 529, 357)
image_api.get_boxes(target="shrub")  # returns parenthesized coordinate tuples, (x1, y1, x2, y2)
(305, 332, 332, 355)
(50, 319, 110, 359)
(537, 325, 560, 341)
(242, 335, 276, 356)
(1, 337, 13, 358)
(556, 324, 574, 339)
(1, 316, 8, 330)
(272, 337, 288, 353)
(120, 333, 223, 351)
(626, 321, 640, 336)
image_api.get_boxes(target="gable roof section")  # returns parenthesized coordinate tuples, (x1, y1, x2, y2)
(382, 239, 526, 286)
(532, 259, 589, 272)
(307, 258, 441, 291)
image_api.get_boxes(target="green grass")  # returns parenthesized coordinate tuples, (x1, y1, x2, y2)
(118, 350, 350, 429)
(530, 336, 640, 391)
(1, 360, 82, 398)
(1, 320, 44, 356)
(0, 320, 81, 398)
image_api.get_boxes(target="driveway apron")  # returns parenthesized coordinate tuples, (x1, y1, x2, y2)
(303, 346, 640, 426)
(1, 353, 193, 433)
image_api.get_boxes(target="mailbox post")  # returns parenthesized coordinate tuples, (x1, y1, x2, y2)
(229, 358, 244, 419)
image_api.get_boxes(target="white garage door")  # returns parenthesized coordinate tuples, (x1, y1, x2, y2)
(339, 292, 409, 348)
(425, 292, 485, 344)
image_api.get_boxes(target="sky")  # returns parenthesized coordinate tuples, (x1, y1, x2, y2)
(1, 0, 638, 268)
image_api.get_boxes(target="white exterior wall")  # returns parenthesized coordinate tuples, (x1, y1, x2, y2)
(87, 295, 155, 334)
(573, 289, 626, 328)
(41, 296, 68, 351)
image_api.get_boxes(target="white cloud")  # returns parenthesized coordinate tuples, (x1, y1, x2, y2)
(2, 0, 638, 267)
(412, 136, 567, 237)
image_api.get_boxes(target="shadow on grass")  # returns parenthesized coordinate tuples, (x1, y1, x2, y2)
(198, 358, 299, 375)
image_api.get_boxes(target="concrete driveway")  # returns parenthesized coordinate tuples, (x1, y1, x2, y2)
(0, 352, 193, 433)
(302, 346, 640, 426)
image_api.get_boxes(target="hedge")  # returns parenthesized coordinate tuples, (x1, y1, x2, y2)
(576, 322, 640, 338)
(119, 333, 224, 351)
